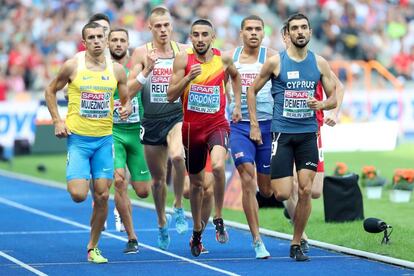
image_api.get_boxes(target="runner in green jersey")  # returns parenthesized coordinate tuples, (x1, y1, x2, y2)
(109, 28, 151, 254)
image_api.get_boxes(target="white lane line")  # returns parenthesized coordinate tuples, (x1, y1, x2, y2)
(0, 254, 354, 268)
(0, 251, 48, 276)
(0, 197, 239, 276)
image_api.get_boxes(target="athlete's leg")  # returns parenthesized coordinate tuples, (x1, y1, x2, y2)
(189, 171, 205, 232)
(292, 169, 314, 245)
(166, 122, 186, 209)
(88, 178, 111, 250)
(201, 172, 214, 227)
(238, 163, 261, 241)
(67, 179, 90, 202)
(114, 168, 137, 241)
(210, 145, 227, 219)
(144, 145, 168, 227)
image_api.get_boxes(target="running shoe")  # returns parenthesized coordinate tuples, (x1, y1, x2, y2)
(114, 208, 125, 232)
(87, 248, 108, 264)
(189, 231, 203, 257)
(157, 213, 172, 250)
(253, 240, 270, 259)
(300, 239, 310, 253)
(290, 244, 309, 262)
(173, 207, 188, 235)
(200, 244, 209, 254)
(213, 217, 229, 244)
(123, 239, 139, 254)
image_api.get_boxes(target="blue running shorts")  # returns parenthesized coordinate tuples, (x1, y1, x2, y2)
(230, 120, 271, 174)
(66, 133, 114, 181)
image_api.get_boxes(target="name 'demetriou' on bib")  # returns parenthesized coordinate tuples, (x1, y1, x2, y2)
(80, 91, 111, 119)
(188, 84, 220, 114)
(283, 90, 314, 119)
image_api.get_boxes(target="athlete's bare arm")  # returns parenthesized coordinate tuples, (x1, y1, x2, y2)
(167, 51, 197, 102)
(223, 55, 242, 122)
(247, 54, 280, 144)
(113, 62, 131, 120)
(324, 72, 344, 126)
(45, 58, 77, 138)
(308, 55, 337, 111)
(128, 46, 157, 98)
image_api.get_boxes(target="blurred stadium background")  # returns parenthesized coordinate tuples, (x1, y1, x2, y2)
(1, 0, 414, 263)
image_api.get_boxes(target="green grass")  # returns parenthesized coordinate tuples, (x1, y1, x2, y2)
(1, 144, 414, 262)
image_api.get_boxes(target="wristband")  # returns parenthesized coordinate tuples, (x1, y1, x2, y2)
(136, 72, 148, 85)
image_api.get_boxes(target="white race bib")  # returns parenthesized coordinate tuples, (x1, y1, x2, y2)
(282, 90, 314, 119)
(187, 84, 220, 114)
(80, 92, 111, 119)
(113, 97, 139, 124)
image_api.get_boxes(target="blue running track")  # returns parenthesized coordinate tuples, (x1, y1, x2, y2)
(0, 172, 413, 275)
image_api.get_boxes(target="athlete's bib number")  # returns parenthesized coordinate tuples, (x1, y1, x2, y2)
(187, 84, 220, 114)
(282, 90, 314, 119)
(150, 64, 179, 103)
(80, 92, 111, 119)
(113, 97, 139, 124)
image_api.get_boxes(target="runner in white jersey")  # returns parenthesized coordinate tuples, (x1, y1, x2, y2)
(226, 15, 276, 259)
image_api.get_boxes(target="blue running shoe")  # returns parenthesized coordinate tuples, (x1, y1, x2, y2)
(173, 207, 188, 235)
(158, 214, 172, 250)
(253, 240, 270, 259)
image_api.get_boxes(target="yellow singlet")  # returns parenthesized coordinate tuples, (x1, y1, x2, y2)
(66, 52, 117, 136)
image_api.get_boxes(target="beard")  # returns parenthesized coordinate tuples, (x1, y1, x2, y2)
(110, 50, 127, 61)
(194, 44, 210, 55)
(291, 37, 310, 49)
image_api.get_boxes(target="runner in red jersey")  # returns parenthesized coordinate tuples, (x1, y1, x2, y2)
(168, 19, 241, 257)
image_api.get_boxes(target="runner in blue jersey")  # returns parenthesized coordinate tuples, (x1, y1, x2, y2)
(226, 15, 276, 259)
(247, 13, 337, 261)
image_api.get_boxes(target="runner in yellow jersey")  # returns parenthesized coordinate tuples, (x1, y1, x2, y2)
(44, 22, 130, 264)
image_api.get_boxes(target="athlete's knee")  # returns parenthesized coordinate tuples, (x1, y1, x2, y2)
(134, 182, 150, 198)
(274, 191, 290, 202)
(211, 162, 225, 177)
(311, 190, 322, 199)
(170, 154, 185, 166)
(298, 185, 312, 199)
(94, 190, 109, 204)
(114, 176, 126, 192)
(258, 186, 273, 198)
(151, 175, 166, 189)
(70, 192, 88, 203)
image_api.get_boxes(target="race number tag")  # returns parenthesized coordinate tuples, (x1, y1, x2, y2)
(80, 92, 111, 119)
(113, 97, 139, 124)
(187, 84, 220, 114)
(150, 64, 179, 103)
(240, 73, 257, 104)
(282, 90, 314, 119)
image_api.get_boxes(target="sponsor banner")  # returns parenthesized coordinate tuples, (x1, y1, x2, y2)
(340, 90, 414, 133)
(321, 121, 399, 152)
(0, 101, 39, 148)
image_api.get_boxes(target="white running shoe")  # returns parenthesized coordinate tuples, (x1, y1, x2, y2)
(114, 208, 125, 232)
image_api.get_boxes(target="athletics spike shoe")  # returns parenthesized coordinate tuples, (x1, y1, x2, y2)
(123, 239, 139, 254)
(173, 207, 188, 235)
(300, 239, 310, 253)
(157, 214, 172, 250)
(200, 244, 209, 254)
(189, 231, 203, 257)
(87, 248, 108, 264)
(114, 208, 125, 232)
(213, 218, 229, 244)
(253, 240, 270, 259)
(290, 244, 309, 262)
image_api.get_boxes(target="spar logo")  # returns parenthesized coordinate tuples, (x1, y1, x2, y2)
(81, 92, 111, 101)
(191, 84, 218, 94)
